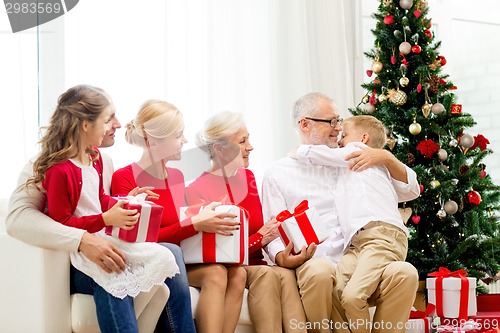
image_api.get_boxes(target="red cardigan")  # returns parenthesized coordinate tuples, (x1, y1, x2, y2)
(111, 163, 197, 244)
(42, 151, 110, 233)
(185, 168, 266, 266)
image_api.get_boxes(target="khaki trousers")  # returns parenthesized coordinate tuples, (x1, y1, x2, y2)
(333, 222, 418, 333)
(244, 265, 307, 333)
(295, 258, 337, 333)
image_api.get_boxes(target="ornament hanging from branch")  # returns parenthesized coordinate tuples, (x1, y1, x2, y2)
(467, 190, 482, 206)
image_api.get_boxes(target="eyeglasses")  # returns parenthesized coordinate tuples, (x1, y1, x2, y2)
(304, 117, 343, 127)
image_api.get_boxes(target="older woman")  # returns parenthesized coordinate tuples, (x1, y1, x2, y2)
(185, 111, 307, 333)
(111, 100, 246, 333)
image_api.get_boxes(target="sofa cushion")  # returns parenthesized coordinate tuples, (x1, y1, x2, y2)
(189, 286, 253, 326)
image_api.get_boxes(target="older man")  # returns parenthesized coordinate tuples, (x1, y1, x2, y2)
(262, 92, 419, 333)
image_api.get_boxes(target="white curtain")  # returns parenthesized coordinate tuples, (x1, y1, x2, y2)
(0, 0, 363, 201)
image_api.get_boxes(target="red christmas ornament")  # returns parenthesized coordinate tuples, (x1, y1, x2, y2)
(384, 15, 394, 25)
(412, 45, 422, 53)
(391, 56, 396, 65)
(417, 83, 422, 92)
(412, 216, 421, 224)
(451, 104, 462, 114)
(424, 29, 433, 39)
(479, 170, 487, 179)
(413, 10, 421, 18)
(439, 55, 447, 66)
(467, 190, 482, 206)
(471, 134, 490, 151)
(419, 184, 424, 193)
(366, 70, 373, 77)
(417, 139, 440, 158)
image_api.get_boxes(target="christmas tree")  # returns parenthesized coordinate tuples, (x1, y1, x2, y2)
(351, 0, 500, 286)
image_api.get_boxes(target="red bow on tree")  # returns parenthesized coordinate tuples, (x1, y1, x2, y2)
(417, 139, 440, 158)
(471, 134, 490, 151)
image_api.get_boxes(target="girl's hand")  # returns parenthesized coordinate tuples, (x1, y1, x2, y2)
(127, 186, 160, 201)
(191, 201, 240, 236)
(102, 199, 139, 229)
(258, 217, 281, 246)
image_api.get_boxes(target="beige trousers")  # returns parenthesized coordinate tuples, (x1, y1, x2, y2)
(295, 258, 337, 333)
(244, 265, 306, 333)
(244, 265, 307, 333)
(333, 221, 418, 333)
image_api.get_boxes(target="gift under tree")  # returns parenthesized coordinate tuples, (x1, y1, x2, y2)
(350, 0, 500, 286)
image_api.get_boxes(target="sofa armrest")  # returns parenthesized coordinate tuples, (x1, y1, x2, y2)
(0, 232, 71, 333)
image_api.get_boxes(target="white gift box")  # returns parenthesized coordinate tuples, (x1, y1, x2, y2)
(277, 204, 328, 254)
(180, 205, 248, 264)
(426, 277, 477, 318)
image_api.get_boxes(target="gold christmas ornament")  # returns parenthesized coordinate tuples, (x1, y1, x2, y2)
(430, 179, 441, 188)
(419, 0, 428, 10)
(372, 61, 384, 73)
(421, 103, 431, 118)
(386, 136, 397, 150)
(399, 76, 410, 87)
(378, 94, 388, 102)
(399, 207, 413, 224)
(388, 89, 407, 106)
(383, 0, 392, 6)
(362, 95, 369, 104)
(409, 121, 421, 135)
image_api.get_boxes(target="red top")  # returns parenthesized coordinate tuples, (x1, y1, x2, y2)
(185, 168, 266, 266)
(111, 163, 197, 244)
(42, 150, 110, 233)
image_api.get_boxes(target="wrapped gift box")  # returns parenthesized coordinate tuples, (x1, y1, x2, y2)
(105, 194, 163, 242)
(180, 205, 248, 264)
(276, 200, 328, 254)
(427, 276, 477, 319)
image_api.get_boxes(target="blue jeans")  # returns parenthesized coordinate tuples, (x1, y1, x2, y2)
(156, 243, 197, 333)
(70, 266, 138, 333)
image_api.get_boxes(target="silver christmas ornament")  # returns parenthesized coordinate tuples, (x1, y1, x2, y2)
(399, 0, 414, 10)
(444, 200, 458, 215)
(431, 103, 445, 115)
(449, 139, 458, 147)
(437, 148, 448, 161)
(459, 134, 474, 148)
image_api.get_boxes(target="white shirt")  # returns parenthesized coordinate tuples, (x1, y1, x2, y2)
(262, 145, 419, 265)
(298, 143, 418, 251)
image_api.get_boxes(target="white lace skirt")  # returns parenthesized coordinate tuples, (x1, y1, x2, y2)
(71, 231, 179, 299)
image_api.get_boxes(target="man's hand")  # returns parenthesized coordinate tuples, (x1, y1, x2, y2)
(275, 242, 316, 268)
(78, 232, 126, 273)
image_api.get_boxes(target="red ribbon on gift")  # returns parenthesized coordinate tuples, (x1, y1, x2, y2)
(200, 206, 246, 264)
(409, 304, 435, 333)
(429, 267, 470, 321)
(276, 200, 319, 252)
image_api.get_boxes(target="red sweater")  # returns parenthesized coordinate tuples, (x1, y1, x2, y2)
(185, 168, 266, 266)
(42, 151, 110, 233)
(111, 163, 197, 244)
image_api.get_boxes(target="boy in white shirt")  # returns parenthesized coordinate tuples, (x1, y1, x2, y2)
(297, 115, 418, 333)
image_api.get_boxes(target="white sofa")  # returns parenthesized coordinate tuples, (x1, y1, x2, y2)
(0, 231, 254, 333)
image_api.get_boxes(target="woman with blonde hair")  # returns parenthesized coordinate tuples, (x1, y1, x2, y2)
(185, 111, 307, 333)
(112, 100, 246, 333)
